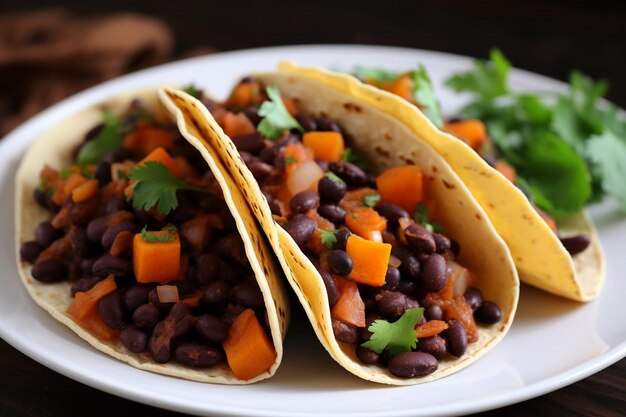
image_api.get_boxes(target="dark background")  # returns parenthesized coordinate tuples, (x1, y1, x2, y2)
(1, 1, 625, 416)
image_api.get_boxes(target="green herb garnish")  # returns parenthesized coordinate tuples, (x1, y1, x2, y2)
(362, 193, 381, 208)
(411, 65, 443, 128)
(354, 66, 398, 83)
(325, 172, 346, 186)
(342, 147, 369, 170)
(59, 168, 74, 179)
(320, 228, 340, 249)
(361, 307, 424, 357)
(76, 109, 123, 166)
(182, 84, 201, 99)
(414, 203, 442, 233)
(285, 156, 298, 166)
(140, 225, 177, 243)
(257, 86, 303, 139)
(129, 161, 209, 215)
(445, 49, 626, 215)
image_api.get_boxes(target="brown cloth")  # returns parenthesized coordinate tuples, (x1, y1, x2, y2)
(0, 9, 174, 136)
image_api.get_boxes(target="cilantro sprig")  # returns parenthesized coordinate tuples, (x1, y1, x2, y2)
(342, 148, 369, 170)
(320, 228, 340, 249)
(140, 225, 178, 243)
(361, 307, 424, 357)
(257, 86, 303, 139)
(362, 193, 381, 208)
(446, 49, 626, 214)
(414, 203, 442, 233)
(129, 161, 209, 215)
(76, 109, 123, 166)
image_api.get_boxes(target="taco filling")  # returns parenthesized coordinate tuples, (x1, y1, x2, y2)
(358, 69, 591, 256)
(18, 96, 280, 381)
(191, 77, 506, 378)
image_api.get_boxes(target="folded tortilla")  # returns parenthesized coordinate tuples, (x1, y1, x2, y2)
(14, 89, 289, 384)
(160, 68, 520, 385)
(278, 63, 605, 302)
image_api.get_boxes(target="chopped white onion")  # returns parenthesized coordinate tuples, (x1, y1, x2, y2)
(156, 285, 180, 303)
(448, 260, 470, 298)
(286, 160, 324, 195)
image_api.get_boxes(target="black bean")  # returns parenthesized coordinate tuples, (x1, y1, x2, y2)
(356, 346, 380, 365)
(329, 161, 367, 187)
(243, 107, 261, 126)
(382, 267, 401, 291)
(318, 175, 347, 203)
(231, 283, 264, 309)
(296, 115, 317, 131)
(105, 196, 130, 214)
(133, 303, 160, 328)
(92, 254, 132, 277)
(248, 161, 273, 181)
(327, 250, 353, 276)
(101, 222, 138, 249)
(196, 253, 221, 286)
(378, 291, 418, 320)
(405, 224, 436, 255)
(283, 214, 316, 247)
(450, 240, 461, 259)
(333, 226, 352, 251)
(560, 235, 591, 255)
(316, 160, 329, 172)
(69, 227, 90, 257)
(148, 321, 173, 362)
(445, 319, 468, 357)
(20, 241, 42, 264)
(232, 132, 265, 153)
(388, 352, 438, 378)
(475, 301, 502, 324)
(417, 335, 447, 360)
(120, 326, 148, 353)
(203, 281, 230, 306)
(332, 319, 358, 344)
(95, 161, 111, 185)
(464, 287, 483, 312)
(317, 204, 346, 227)
(422, 254, 448, 292)
(397, 280, 417, 297)
(86, 216, 108, 242)
(123, 284, 154, 312)
(262, 191, 282, 216)
(170, 200, 197, 223)
(169, 303, 196, 338)
(433, 233, 451, 254)
(290, 191, 320, 214)
(31, 259, 67, 282)
(71, 276, 101, 296)
(98, 290, 124, 330)
(424, 305, 444, 321)
(33, 188, 47, 208)
(315, 116, 341, 133)
(359, 313, 381, 342)
(215, 234, 249, 266)
(198, 193, 224, 213)
(175, 343, 224, 368)
(319, 270, 339, 307)
(35, 221, 60, 248)
(70, 197, 99, 226)
(374, 204, 409, 225)
(392, 246, 420, 280)
(239, 151, 257, 166)
(196, 315, 228, 343)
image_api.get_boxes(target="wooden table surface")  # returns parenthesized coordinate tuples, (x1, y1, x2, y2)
(1, 1, 625, 416)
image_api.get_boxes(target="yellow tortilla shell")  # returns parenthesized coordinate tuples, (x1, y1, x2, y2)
(14, 88, 289, 384)
(278, 62, 605, 302)
(161, 70, 519, 385)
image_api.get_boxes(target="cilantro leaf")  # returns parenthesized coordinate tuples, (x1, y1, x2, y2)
(414, 203, 442, 233)
(182, 84, 201, 99)
(285, 156, 298, 166)
(325, 172, 346, 186)
(354, 66, 398, 83)
(257, 86, 303, 139)
(140, 225, 178, 243)
(361, 307, 424, 357)
(342, 147, 369, 170)
(76, 109, 123, 165)
(59, 168, 74, 179)
(411, 65, 443, 128)
(129, 162, 208, 215)
(445, 48, 510, 100)
(586, 132, 626, 211)
(320, 229, 339, 250)
(362, 193, 381, 208)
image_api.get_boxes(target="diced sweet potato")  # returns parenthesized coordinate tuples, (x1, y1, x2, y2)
(376, 165, 424, 214)
(346, 235, 391, 287)
(302, 131, 345, 162)
(133, 231, 181, 284)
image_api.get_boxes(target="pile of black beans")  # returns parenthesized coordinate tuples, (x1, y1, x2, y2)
(20, 116, 270, 369)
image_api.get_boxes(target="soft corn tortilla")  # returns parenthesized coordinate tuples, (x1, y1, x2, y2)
(278, 63, 605, 302)
(161, 70, 520, 385)
(14, 88, 289, 384)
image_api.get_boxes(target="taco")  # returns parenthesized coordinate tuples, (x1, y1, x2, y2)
(15, 88, 289, 384)
(326, 65, 605, 302)
(159, 67, 519, 385)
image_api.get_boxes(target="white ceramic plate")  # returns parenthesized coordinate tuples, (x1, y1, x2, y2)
(1, 45, 625, 417)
